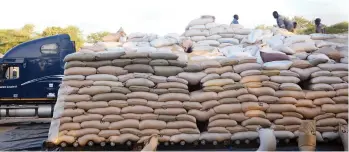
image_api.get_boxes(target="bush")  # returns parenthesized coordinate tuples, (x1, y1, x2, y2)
(326, 22, 348, 34)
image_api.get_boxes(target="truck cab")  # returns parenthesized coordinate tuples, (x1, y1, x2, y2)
(0, 34, 75, 117)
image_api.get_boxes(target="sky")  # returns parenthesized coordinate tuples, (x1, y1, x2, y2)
(0, 0, 348, 36)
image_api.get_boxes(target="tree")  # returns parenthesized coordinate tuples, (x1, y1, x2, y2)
(255, 24, 273, 30)
(0, 24, 36, 54)
(86, 31, 110, 43)
(40, 26, 84, 50)
(326, 22, 348, 34)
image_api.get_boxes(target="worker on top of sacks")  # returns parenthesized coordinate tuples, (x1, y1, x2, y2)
(273, 11, 294, 32)
(231, 14, 239, 24)
(315, 18, 326, 33)
(181, 39, 193, 53)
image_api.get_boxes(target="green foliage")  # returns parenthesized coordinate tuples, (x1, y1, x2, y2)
(292, 16, 315, 34)
(0, 24, 36, 54)
(326, 22, 348, 34)
(41, 26, 84, 50)
(255, 24, 273, 30)
(86, 31, 110, 43)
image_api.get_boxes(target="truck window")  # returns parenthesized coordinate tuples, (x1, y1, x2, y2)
(1, 66, 20, 80)
(41, 43, 59, 54)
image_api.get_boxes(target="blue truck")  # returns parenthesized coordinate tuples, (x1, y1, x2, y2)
(0, 34, 75, 118)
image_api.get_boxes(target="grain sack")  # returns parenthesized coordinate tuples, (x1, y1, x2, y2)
(73, 114, 103, 123)
(191, 91, 218, 102)
(87, 107, 121, 115)
(275, 117, 302, 125)
(305, 91, 336, 100)
(231, 131, 259, 140)
(140, 129, 160, 136)
(203, 79, 234, 87)
(258, 96, 279, 104)
(141, 113, 159, 120)
(109, 134, 140, 144)
(270, 76, 300, 84)
(203, 86, 224, 92)
(296, 107, 322, 119)
(78, 86, 111, 96)
(242, 102, 269, 112)
(76, 101, 108, 110)
(233, 63, 262, 73)
(244, 82, 262, 88)
(218, 89, 248, 99)
(274, 131, 295, 139)
(168, 88, 189, 94)
(162, 101, 183, 108)
(295, 99, 316, 108)
(149, 59, 169, 66)
(188, 109, 216, 121)
(311, 76, 343, 84)
(218, 98, 239, 104)
(93, 93, 127, 101)
(62, 75, 85, 81)
(241, 117, 271, 127)
(290, 67, 321, 81)
(266, 113, 283, 121)
(267, 104, 296, 113)
(183, 63, 203, 72)
(183, 102, 202, 110)
(67, 128, 100, 138)
(209, 114, 230, 122)
(97, 66, 128, 76)
(314, 113, 336, 121)
(214, 104, 242, 114)
(248, 87, 275, 96)
(262, 81, 280, 90)
(282, 112, 303, 119)
(311, 70, 332, 78)
(167, 76, 188, 85)
(318, 63, 348, 71)
(280, 83, 302, 91)
(178, 72, 207, 85)
(237, 94, 258, 102)
(200, 60, 222, 69)
(221, 72, 241, 81)
(331, 71, 348, 77)
(126, 92, 158, 101)
(170, 133, 200, 143)
(201, 100, 220, 110)
(228, 113, 249, 122)
(245, 110, 266, 118)
(129, 86, 150, 92)
(121, 106, 153, 114)
(289, 42, 317, 53)
(93, 81, 123, 87)
(157, 82, 188, 90)
(179, 128, 200, 134)
(218, 58, 239, 66)
(291, 60, 312, 69)
(84, 60, 112, 68)
(176, 114, 196, 123)
(62, 109, 85, 117)
(64, 102, 76, 109)
(86, 74, 118, 81)
(223, 83, 245, 90)
(240, 70, 262, 77)
(261, 70, 280, 76)
(124, 64, 154, 73)
(160, 129, 180, 136)
(336, 113, 348, 120)
(60, 117, 72, 124)
(64, 67, 97, 76)
(209, 119, 238, 128)
(226, 126, 248, 134)
(263, 61, 292, 70)
(122, 113, 141, 120)
(81, 120, 110, 130)
(102, 115, 124, 122)
(139, 120, 166, 130)
(150, 89, 168, 95)
(205, 66, 234, 74)
(125, 78, 154, 87)
(158, 93, 190, 102)
(98, 130, 121, 138)
(148, 75, 167, 84)
(208, 127, 230, 133)
(336, 89, 348, 96)
(64, 52, 96, 62)
(117, 73, 135, 82)
(108, 100, 128, 108)
(275, 91, 305, 99)
(200, 74, 220, 83)
(112, 59, 132, 67)
(167, 121, 197, 129)
(333, 96, 348, 104)
(155, 108, 187, 115)
(309, 84, 334, 91)
(62, 80, 93, 88)
(240, 75, 270, 83)
(59, 123, 81, 131)
(154, 66, 184, 77)
(168, 60, 186, 68)
(109, 119, 140, 129)
(279, 70, 300, 77)
(316, 118, 347, 127)
(322, 132, 339, 141)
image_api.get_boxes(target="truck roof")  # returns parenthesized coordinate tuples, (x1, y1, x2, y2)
(2, 34, 71, 59)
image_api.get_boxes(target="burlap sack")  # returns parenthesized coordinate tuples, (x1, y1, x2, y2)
(237, 94, 258, 102)
(62, 108, 85, 117)
(190, 91, 218, 102)
(139, 120, 166, 130)
(121, 105, 153, 114)
(124, 64, 154, 73)
(273, 125, 286, 131)
(218, 58, 239, 66)
(296, 107, 322, 119)
(204, 66, 233, 75)
(154, 66, 184, 77)
(98, 130, 121, 138)
(208, 127, 230, 133)
(78, 86, 111, 95)
(311, 76, 343, 84)
(267, 104, 297, 113)
(245, 110, 266, 118)
(93, 93, 127, 101)
(221, 72, 242, 81)
(67, 128, 100, 138)
(270, 76, 300, 84)
(62, 80, 93, 88)
(248, 87, 275, 96)
(343, 76, 348, 82)
(129, 86, 149, 92)
(188, 109, 216, 121)
(149, 59, 169, 66)
(93, 81, 123, 87)
(214, 104, 242, 114)
(183, 63, 203, 72)
(282, 112, 304, 119)
(109, 119, 140, 130)
(314, 113, 335, 121)
(266, 113, 283, 121)
(336, 112, 348, 120)
(291, 60, 312, 69)
(275, 117, 302, 125)
(167, 76, 188, 85)
(280, 83, 302, 91)
(200, 60, 221, 69)
(332, 83, 349, 90)
(64, 61, 85, 69)
(126, 92, 158, 101)
(76, 101, 108, 110)
(201, 74, 220, 83)
(159, 93, 190, 102)
(209, 114, 230, 123)
(141, 113, 159, 120)
(241, 102, 269, 112)
(258, 96, 279, 104)
(120, 52, 148, 59)
(240, 75, 270, 83)
(112, 59, 132, 67)
(64, 52, 96, 62)
(244, 82, 262, 88)
(290, 67, 321, 81)
(278, 97, 297, 104)
(86, 74, 118, 82)
(59, 122, 81, 131)
(305, 91, 336, 100)
(223, 83, 245, 90)
(203, 86, 224, 92)
(336, 89, 348, 96)
(177, 72, 207, 85)
(157, 82, 188, 89)
(150, 89, 168, 95)
(160, 129, 180, 136)
(162, 101, 183, 108)
(233, 63, 262, 73)
(183, 102, 202, 110)
(87, 107, 121, 115)
(125, 78, 154, 88)
(117, 73, 135, 82)
(228, 113, 249, 122)
(168, 60, 186, 67)
(140, 129, 160, 136)
(121, 113, 141, 120)
(218, 98, 239, 104)
(316, 118, 347, 127)
(73, 114, 103, 123)
(313, 98, 335, 106)
(261, 70, 280, 76)
(176, 114, 196, 123)
(60, 117, 72, 124)
(218, 88, 248, 99)
(203, 79, 235, 87)
(168, 88, 189, 94)
(333, 96, 348, 104)
(242, 117, 271, 127)
(149, 53, 178, 60)
(64, 102, 76, 109)
(80, 120, 110, 130)
(311, 70, 332, 78)
(108, 100, 128, 108)
(167, 121, 197, 129)
(201, 100, 220, 110)
(179, 128, 200, 134)
(208, 119, 238, 128)
(318, 63, 348, 71)
(149, 75, 167, 84)
(262, 81, 280, 90)
(295, 99, 316, 108)
(155, 108, 187, 115)
(97, 66, 128, 76)
(108, 134, 140, 144)
(331, 71, 348, 77)
(275, 91, 305, 99)
(309, 83, 334, 91)
(102, 115, 124, 122)
(240, 70, 262, 77)
(62, 75, 85, 81)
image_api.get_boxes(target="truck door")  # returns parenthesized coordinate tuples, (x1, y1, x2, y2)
(0, 64, 21, 99)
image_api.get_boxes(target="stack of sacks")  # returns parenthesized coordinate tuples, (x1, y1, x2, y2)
(122, 33, 158, 53)
(311, 63, 348, 141)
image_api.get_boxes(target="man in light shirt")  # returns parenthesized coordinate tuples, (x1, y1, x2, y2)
(181, 39, 193, 53)
(273, 11, 294, 32)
